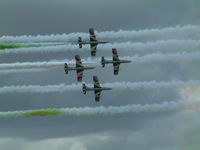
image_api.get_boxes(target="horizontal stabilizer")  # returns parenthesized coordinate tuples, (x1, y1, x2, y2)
(78, 37, 82, 48)
(101, 56, 105, 67)
(64, 63, 68, 74)
(82, 83, 87, 94)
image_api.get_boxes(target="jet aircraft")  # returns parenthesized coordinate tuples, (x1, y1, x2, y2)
(64, 55, 95, 81)
(101, 48, 131, 75)
(78, 28, 108, 56)
(82, 76, 112, 102)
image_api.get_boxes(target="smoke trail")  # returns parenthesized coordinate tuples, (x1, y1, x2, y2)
(104, 80, 200, 90)
(97, 25, 200, 41)
(1, 39, 200, 55)
(0, 44, 76, 54)
(0, 68, 48, 74)
(123, 51, 200, 63)
(0, 25, 200, 43)
(0, 43, 65, 50)
(0, 58, 97, 70)
(0, 43, 32, 50)
(0, 100, 199, 118)
(1, 51, 200, 70)
(0, 61, 70, 69)
(0, 83, 81, 94)
(179, 85, 200, 101)
(101, 40, 200, 53)
(1, 80, 200, 94)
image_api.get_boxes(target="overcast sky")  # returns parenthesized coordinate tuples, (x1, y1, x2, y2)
(0, 0, 200, 150)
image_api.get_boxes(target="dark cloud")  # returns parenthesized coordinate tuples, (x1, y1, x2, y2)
(0, 0, 200, 35)
(0, 0, 200, 149)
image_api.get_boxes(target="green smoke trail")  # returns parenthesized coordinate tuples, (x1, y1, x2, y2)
(0, 44, 23, 49)
(0, 100, 200, 118)
(0, 109, 63, 118)
(18, 109, 63, 117)
(0, 43, 65, 50)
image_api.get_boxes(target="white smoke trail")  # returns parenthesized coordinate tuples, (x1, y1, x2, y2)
(97, 25, 200, 41)
(0, 61, 67, 69)
(0, 60, 71, 69)
(1, 39, 200, 55)
(0, 100, 199, 118)
(1, 51, 200, 70)
(123, 51, 200, 63)
(1, 80, 200, 94)
(0, 58, 97, 70)
(179, 85, 200, 101)
(104, 80, 200, 90)
(0, 25, 200, 43)
(0, 68, 48, 74)
(0, 83, 81, 94)
(101, 40, 200, 53)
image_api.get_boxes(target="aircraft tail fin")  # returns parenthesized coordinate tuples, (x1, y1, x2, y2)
(101, 56, 105, 67)
(78, 37, 82, 48)
(64, 63, 68, 74)
(82, 83, 87, 94)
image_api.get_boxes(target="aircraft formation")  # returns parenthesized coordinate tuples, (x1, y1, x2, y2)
(65, 28, 131, 102)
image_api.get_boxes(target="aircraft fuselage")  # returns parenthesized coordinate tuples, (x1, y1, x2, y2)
(104, 60, 131, 64)
(78, 41, 108, 45)
(64, 66, 95, 71)
(85, 87, 112, 91)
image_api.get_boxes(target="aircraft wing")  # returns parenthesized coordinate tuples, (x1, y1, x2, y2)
(93, 76, 100, 88)
(89, 28, 96, 41)
(89, 28, 98, 56)
(112, 48, 119, 61)
(90, 44, 97, 56)
(94, 90, 101, 102)
(76, 70, 83, 82)
(113, 63, 120, 75)
(75, 55, 83, 67)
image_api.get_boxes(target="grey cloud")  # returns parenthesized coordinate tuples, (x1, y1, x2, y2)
(0, 0, 200, 149)
(0, 0, 200, 36)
